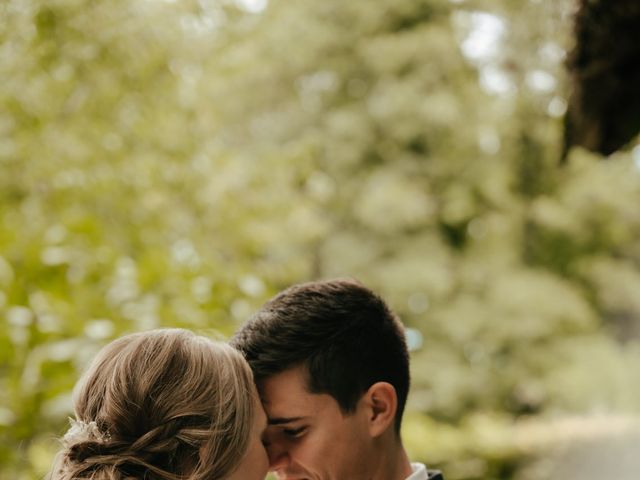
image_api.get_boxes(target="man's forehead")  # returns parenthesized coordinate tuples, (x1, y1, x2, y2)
(260, 369, 307, 397)
(259, 365, 310, 393)
(257, 365, 321, 416)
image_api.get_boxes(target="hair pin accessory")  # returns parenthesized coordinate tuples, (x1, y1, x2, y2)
(62, 418, 110, 446)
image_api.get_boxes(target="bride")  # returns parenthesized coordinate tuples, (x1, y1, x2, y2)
(47, 328, 268, 480)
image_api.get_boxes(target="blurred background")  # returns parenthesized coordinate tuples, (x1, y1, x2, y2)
(2, 0, 640, 478)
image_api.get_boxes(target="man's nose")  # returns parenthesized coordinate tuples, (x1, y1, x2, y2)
(266, 440, 289, 472)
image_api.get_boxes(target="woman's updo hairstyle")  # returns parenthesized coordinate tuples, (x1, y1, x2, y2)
(47, 329, 257, 480)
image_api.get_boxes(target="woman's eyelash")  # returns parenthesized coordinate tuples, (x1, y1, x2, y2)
(283, 426, 306, 436)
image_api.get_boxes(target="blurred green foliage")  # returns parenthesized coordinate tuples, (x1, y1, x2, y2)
(1, 0, 640, 479)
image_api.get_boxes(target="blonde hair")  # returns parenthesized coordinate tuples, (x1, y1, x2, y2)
(48, 329, 257, 480)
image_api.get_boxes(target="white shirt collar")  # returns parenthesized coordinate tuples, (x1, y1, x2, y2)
(405, 463, 429, 480)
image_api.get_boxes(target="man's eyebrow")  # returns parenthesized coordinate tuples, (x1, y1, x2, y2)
(268, 416, 306, 425)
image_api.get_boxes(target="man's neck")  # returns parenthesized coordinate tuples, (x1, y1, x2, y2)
(371, 439, 413, 480)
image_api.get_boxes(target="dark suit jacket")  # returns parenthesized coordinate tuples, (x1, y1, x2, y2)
(427, 470, 444, 480)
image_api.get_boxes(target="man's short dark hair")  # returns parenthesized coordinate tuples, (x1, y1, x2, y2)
(230, 278, 410, 432)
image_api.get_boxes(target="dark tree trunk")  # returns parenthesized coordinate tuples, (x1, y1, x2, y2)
(562, 0, 640, 161)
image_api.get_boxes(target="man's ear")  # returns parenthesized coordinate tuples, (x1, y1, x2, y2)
(363, 382, 397, 437)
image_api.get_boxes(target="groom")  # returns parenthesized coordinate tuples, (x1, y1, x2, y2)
(231, 278, 443, 480)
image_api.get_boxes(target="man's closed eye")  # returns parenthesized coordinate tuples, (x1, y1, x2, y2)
(282, 426, 307, 438)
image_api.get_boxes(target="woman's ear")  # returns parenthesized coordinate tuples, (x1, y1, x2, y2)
(363, 382, 397, 437)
